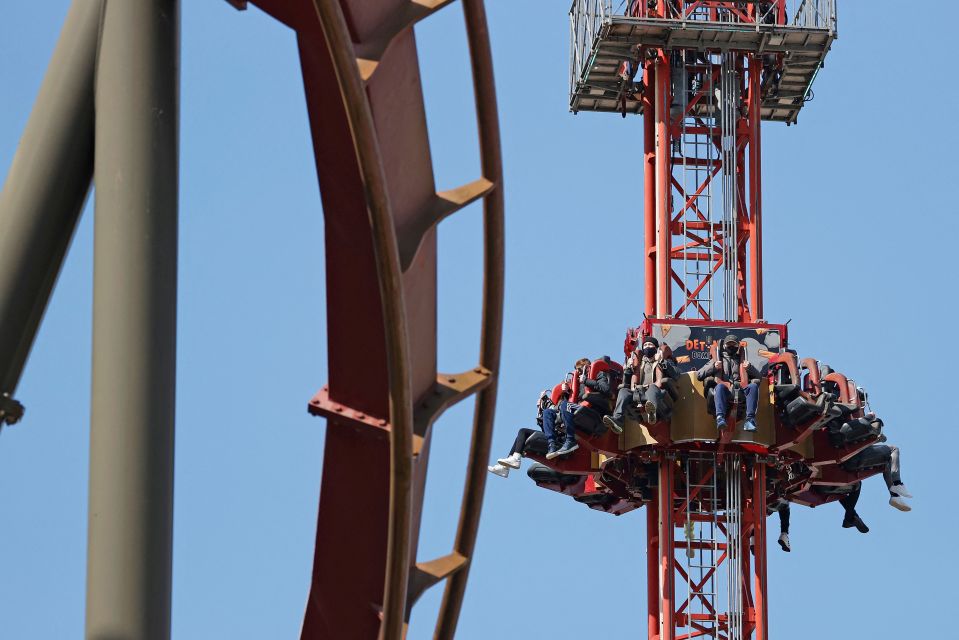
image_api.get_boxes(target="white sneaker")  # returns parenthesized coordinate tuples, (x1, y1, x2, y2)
(889, 495, 911, 512)
(778, 533, 791, 552)
(487, 463, 509, 478)
(497, 453, 522, 469)
(890, 484, 913, 499)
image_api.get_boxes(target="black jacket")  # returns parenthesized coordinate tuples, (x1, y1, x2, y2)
(584, 370, 612, 397)
(697, 354, 760, 386)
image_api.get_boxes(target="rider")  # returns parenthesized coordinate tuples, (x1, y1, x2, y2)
(488, 389, 553, 478)
(604, 337, 666, 433)
(547, 357, 592, 460)
(697, 334, 761, 432)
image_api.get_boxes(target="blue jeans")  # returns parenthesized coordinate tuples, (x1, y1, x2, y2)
(714, 383, 759, 421)
(559, 399, 578, 444)
(543, 400, 577, 445)
(542, 407, 559, 445)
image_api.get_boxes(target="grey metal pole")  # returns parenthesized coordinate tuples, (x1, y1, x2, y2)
(87, 1, 179, 638)
(0, 0, 102, 401)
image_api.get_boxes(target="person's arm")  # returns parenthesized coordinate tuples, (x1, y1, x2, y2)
(746, 360, 761, 385)
(626, 353, 639, 389)
(662, 359, 681, 381)
(697, 359, 718, 381)
(585, 372, 610, 395)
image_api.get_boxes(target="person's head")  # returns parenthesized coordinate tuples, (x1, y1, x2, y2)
(722, 334, 740, 356)
(641, 336, 659, 358)
(575, 357, 591, 371)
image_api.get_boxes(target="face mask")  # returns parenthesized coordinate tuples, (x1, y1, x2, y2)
(643, 347, 656, 357)
(725, 345, 738, 355)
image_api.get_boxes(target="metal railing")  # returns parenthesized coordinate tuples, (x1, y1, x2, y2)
(618, 0, 835, 30)
(569, 0, 836, 105)
(794, 0, 836, 30)
(569, 0, 612, 98)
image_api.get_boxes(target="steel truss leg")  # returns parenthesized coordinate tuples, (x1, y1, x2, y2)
(751, 462, 769, 639)
(654, 56, 672, 317)
(87, 1, 180, 638)
(0, 0, 102, 398)
(647, 494, 661, 640)
(659, 458, 676, 638)
(652, 455, 770, 640)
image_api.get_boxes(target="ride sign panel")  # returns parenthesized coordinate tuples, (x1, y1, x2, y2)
(647, 321, 784, 376)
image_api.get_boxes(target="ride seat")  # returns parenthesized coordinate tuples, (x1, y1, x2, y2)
(841, 444, 893, 473)
(526, 463, 587, 495)
(573, 357, 624, 436)
(830, 417, 883, 449)
(573, 492, 621, 511)
(770, 353, 833, 427)
(705, 385, 747, 419)
(523, 430, 550, 457)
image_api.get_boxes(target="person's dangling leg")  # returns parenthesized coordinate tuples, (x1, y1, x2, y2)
(777, 503, 791, 552)
(542, 407, 560, 457)
(604, 387, 632, 434)
(554, 399, 580, 458)
(644, 384, 665, 423)
(885, 445, 913, 510)
(743, 382, 759, 431)
(840, 483, 869, 533)
(714, 384, 731, 430)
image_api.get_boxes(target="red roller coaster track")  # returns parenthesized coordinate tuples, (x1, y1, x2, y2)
(255, 1, 506, 637)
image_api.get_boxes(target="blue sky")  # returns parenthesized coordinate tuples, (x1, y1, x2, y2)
(0, 2, 954, 638)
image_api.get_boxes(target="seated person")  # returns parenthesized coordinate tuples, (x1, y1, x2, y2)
(547, 357, 593, 459)
(488, 357, 591, 477)
(604, 337, 671, 433)
(487, 389, 553, 478)
(846, 442, 913, 512)
(697, 334, 761, 432)
(580, 358, 616, 417)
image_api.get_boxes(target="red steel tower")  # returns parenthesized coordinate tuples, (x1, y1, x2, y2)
(570, 2, 837, 638)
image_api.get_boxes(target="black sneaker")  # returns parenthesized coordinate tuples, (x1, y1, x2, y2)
(603, 415, 624, 434)
(842, 513, 869, 534)
(545, 442, 561, 460)
(556, 440, 579, 457)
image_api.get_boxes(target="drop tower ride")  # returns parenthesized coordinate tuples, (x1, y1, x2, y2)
(569, 2, 837, 639)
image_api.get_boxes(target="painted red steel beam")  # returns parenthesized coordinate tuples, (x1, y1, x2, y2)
(236, 2, 503, 638)
(748, 61, 764, 319)
(647, 494, 661, 640)
(751, 464, 769, 639)
(247, 1, 437, 637)
(655, 53, 672, 317)
(645, 63, 657, 317)
(658, 459, 676, 638)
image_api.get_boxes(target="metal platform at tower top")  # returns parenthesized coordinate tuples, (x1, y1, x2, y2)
(570, 0, 837, 123)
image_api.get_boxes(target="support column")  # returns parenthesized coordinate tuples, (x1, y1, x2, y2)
(751, 462, 769, 640)
(0, 0, 102, 396)
(644, 62, 657, 317)
(654, 55, 672, 318)
(748, 60, 764, 319)
(736, 141, 749, 323)
(87, 2, 179, 638)
(658, 459, 675, 640)
(646, 494, 660, 640)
